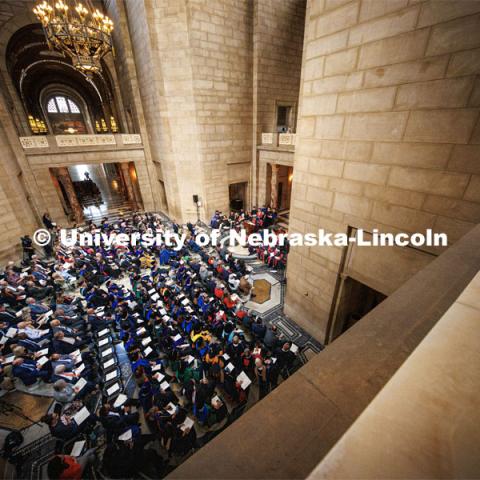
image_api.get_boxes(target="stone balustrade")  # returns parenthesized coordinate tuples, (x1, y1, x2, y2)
(260, 132, 296, 148)
(18, 133, 142, 150)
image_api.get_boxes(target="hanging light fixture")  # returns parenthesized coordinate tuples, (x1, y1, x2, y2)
(33, 0, 114, 74)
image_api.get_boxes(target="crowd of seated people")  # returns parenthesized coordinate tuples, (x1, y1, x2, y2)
(0, 212, 299, 478)
(254, 244, 289, 269)
(209, 207, 289, 269)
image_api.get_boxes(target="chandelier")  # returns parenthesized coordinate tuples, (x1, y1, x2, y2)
(33, 1, 114, 74)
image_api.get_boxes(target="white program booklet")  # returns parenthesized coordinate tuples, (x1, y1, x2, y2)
(37, 356, 48, 367)
(225, 362, 234, 373)
(144, 346, 153, 356)
(180, 416, 194, 432)
(113, 393, 127, 408)
(290, 343, 299, 354)
(73, 407, 90, 425)
(98, 338, 109, 347)
(160, 381, 170, 390)
(107, 383, 120, 396)
(142, 337, 152, 346)
(98, 328, 109, 337)
(73, 406, 90, 425)
(74, 377, 87, 392)
(151, 293, 159, 301)
(236, 371, 252, 390)
(3, 356, 15, 365)
(61, 336, 75, 345)
(101, 347, 113, 357)
(153, 372, 165, 382)
(71, 349, 81, 358)
(6, 327, 17, 338)
(75, 363, 85, 375)
(118, 429, 132, 441)
(70, 440, 85, 457)
(152, 363, 162, 372)
(105, 370, 118, 382)
(103, 358, 115, 369)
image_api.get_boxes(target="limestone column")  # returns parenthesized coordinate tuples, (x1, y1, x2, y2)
(56, 167, 84, 224)
(270, 163, 279, 209)
(119, 162, 138, 210)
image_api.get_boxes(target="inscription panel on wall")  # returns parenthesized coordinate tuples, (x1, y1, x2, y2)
(55, 134, 116, 147)
(261, 133, 273, 145)
(279, 133, 296, 145)
(19, 136, 49, 149)
(121, 134, 142, 145)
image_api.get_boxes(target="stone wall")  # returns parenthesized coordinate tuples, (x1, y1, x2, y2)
(188, 0, 253, 215)
(0, 76, 42, 261)
(125, 0, 253, 222)
(252, 0, 306, 204)
(285, 0, 480, 341)
(254, 0, 306, 140)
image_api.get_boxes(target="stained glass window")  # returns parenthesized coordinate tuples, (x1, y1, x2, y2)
(47, 98, 58, 113)
(56, 96, 68, 113)
(67, 99, 80, 113)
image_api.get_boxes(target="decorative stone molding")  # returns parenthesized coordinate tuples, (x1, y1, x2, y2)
(76, 135, 100, 146)
(19, 136, 49, 149)
(95, 135, 116, 145)
(121, 133, 142, 144)
(261, 132, 273, 144)
(55, 134, 116, 147)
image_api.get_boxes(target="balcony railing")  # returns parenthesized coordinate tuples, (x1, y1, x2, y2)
(19, 133, 142, 150)
(261, 132, 296, 147)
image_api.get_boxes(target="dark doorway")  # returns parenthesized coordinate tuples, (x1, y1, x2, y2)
(68, 163, 132, 221)
(330, 277, 386, 341)
(229, 182, 247, 211)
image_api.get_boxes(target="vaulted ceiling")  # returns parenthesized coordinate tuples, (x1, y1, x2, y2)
(1, 1, 115, 124)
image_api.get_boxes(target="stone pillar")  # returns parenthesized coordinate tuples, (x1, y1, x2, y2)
(119, 162, 138, 210)
(56, 167, 84, 224)
(270, 163, 278, 209)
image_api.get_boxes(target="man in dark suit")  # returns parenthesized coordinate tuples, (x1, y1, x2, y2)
(12, 357, 50, 385)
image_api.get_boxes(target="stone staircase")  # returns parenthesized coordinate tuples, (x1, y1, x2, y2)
(82, 197, 136, 224)
(276, 209, 289, 231)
